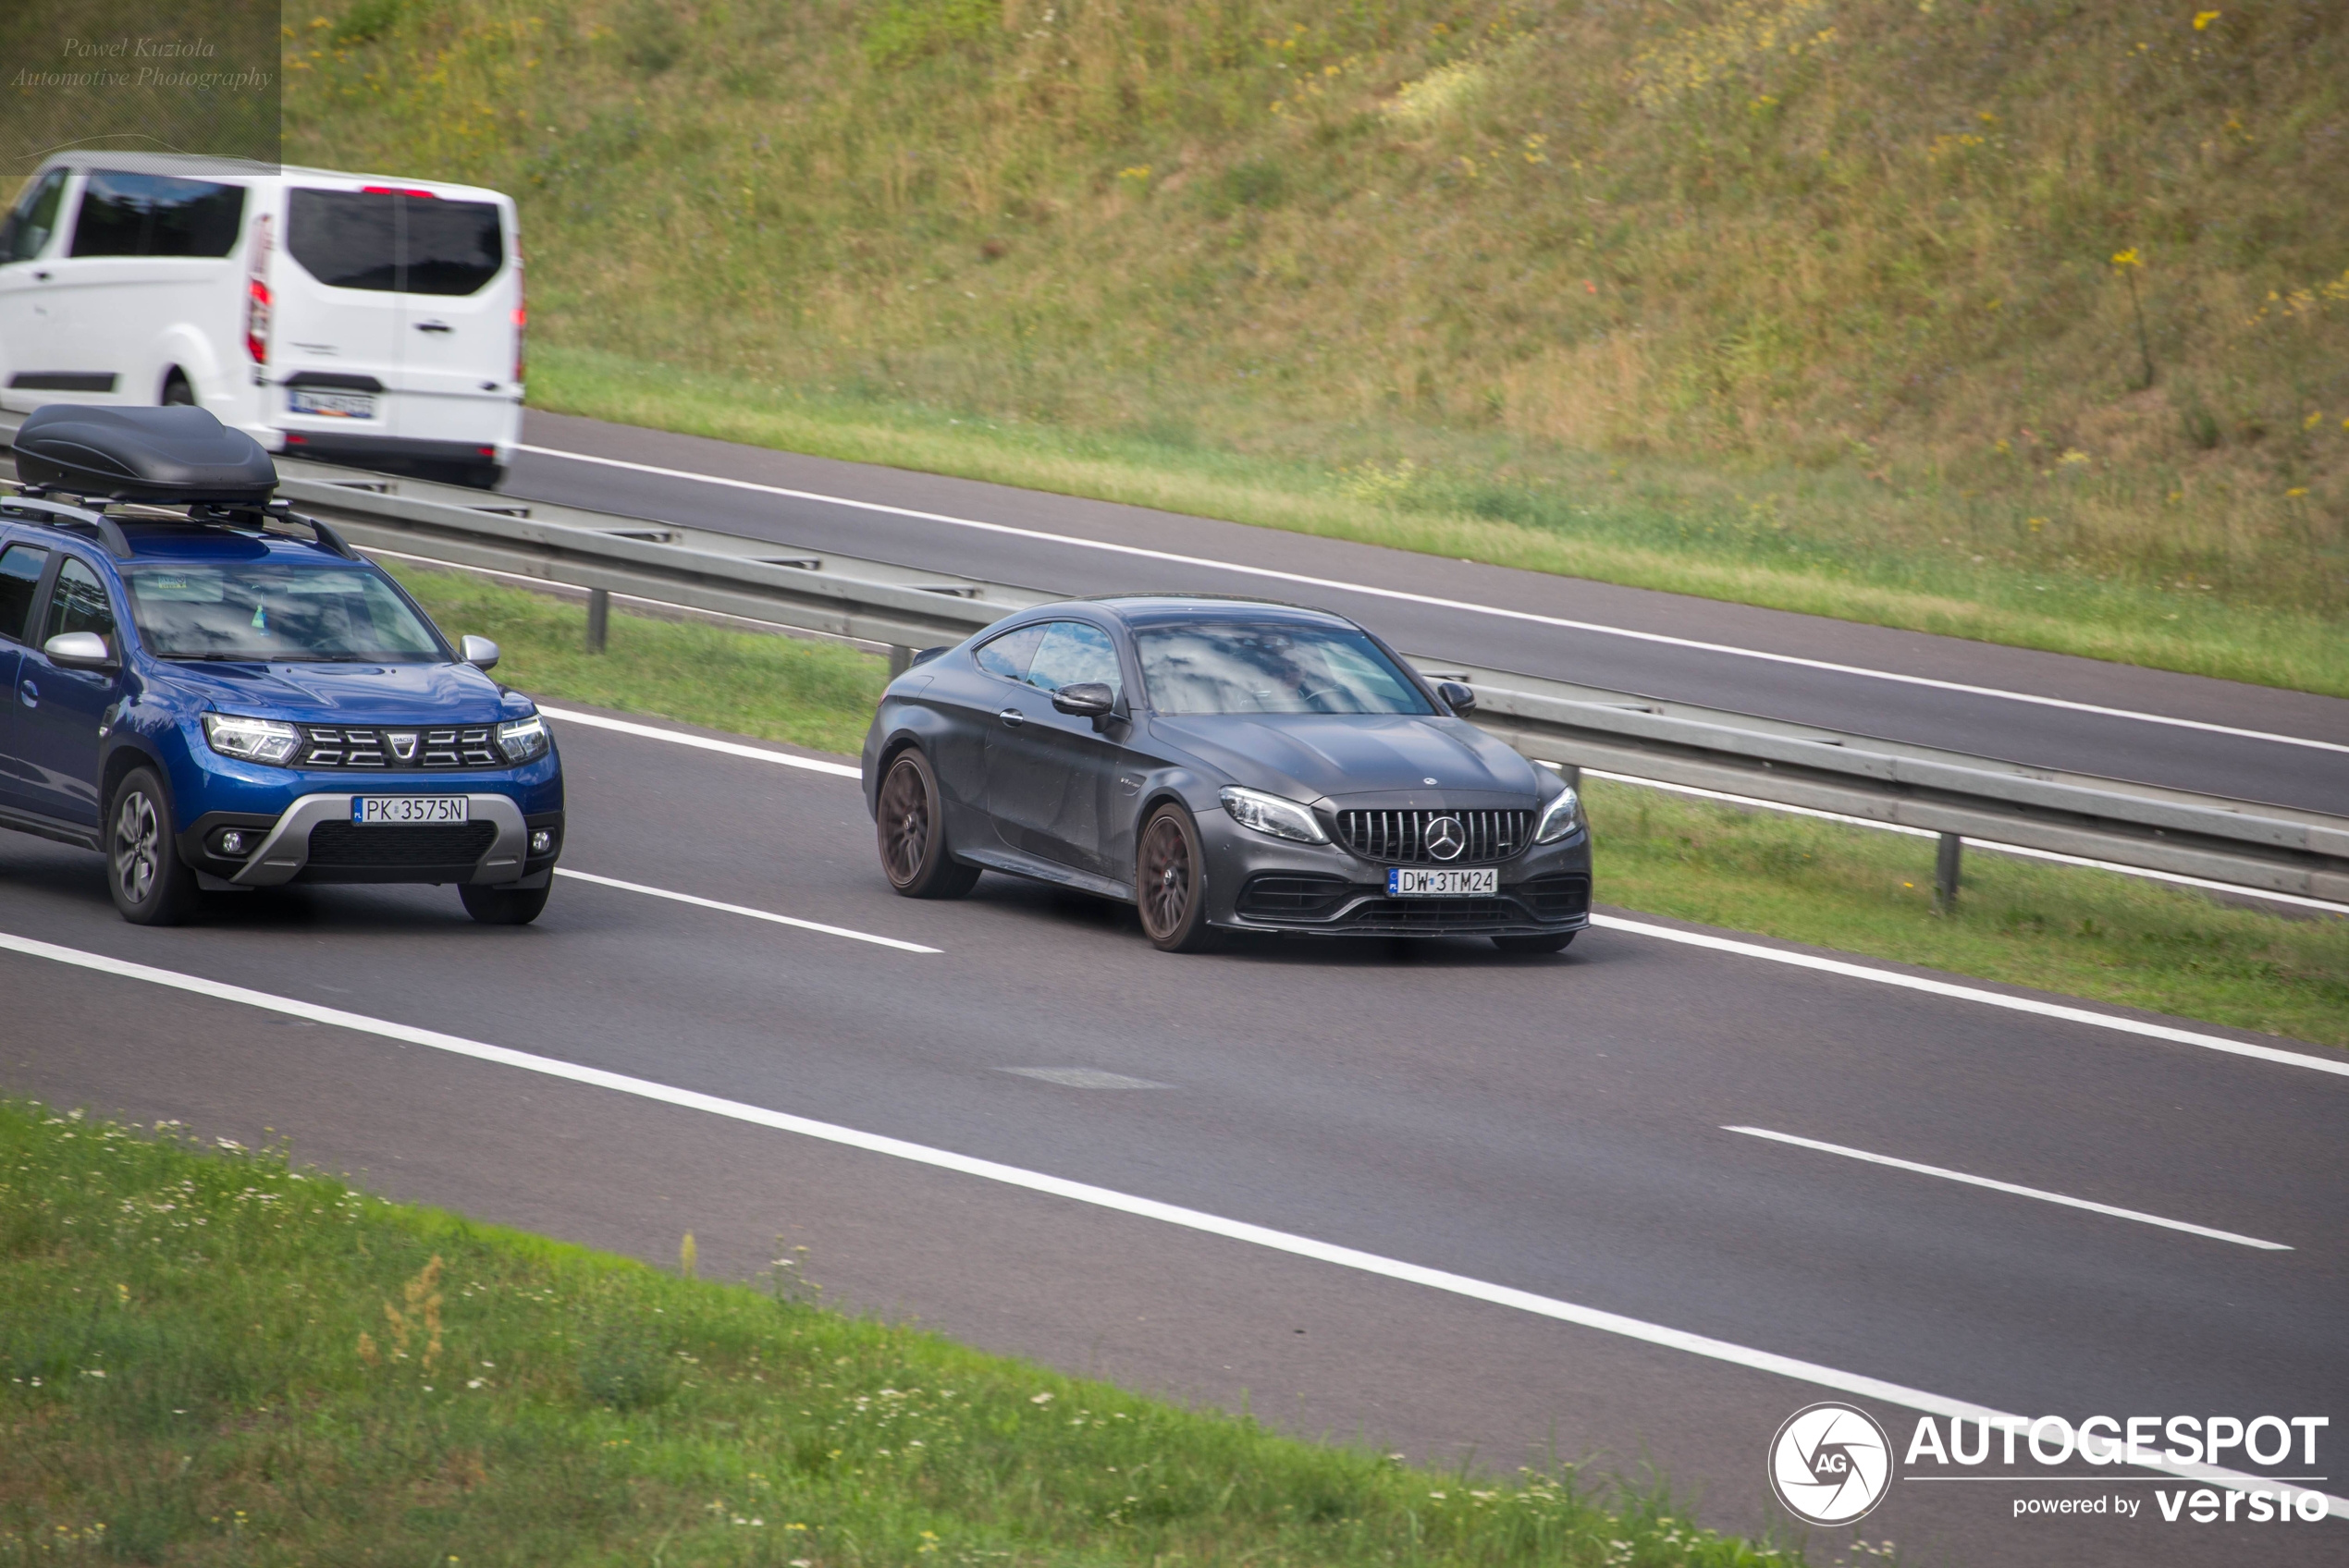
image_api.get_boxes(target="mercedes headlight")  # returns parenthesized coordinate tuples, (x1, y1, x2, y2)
(1533, 784, 1582, 843)
(202, 713, 301, 766)
(1220, 786, 1327, 844)
(496, 714, 550, 763)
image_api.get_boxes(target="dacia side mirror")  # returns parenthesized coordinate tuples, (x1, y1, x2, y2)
(1052, 681, 1115, 718)
(43, 631, 116, 670)
(461, 634, 500, 670)
(1436, 680, 1476, 716)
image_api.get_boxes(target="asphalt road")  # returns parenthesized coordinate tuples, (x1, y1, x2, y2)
(500, 410, 2349, 814)
(6, 708, 2343, 1567)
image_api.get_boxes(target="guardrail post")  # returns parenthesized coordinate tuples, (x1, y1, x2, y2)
(1934, 832, 1962, 913)
(888, 645, 913, 678)
(585, 588, 609, 655)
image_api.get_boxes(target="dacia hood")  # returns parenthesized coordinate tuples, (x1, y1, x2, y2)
(1147, 713, 1543, 805)
(150, 660, 516, 724)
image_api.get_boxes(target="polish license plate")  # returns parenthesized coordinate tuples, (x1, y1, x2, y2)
(353, 796, 467, 825)
(288, 387, 375, 420)
(1387, 867, 1497, 896)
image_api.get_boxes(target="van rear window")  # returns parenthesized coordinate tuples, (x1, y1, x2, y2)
(69, 172, 245, 258)
(288, 189, 503, 296)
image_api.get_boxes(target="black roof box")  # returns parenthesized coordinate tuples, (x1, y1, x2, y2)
(11, 404, 277, 504)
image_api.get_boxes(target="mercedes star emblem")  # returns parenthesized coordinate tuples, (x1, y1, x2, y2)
(1424, 815, 1467, 861)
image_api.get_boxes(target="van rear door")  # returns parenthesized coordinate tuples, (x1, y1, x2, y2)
(389, 190, 516, 448)
(277, 184, 406, 438)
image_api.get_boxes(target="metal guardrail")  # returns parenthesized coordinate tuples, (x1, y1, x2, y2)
(4, 429, 2344, 907)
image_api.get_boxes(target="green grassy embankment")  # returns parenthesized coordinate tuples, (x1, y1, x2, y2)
(285, 0, 2349, 693)
(0, 1100, 1788, 1566)
(391, 563, 2349, 1048)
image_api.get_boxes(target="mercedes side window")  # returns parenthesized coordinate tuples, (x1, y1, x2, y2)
(1, 171, 67, 263)
(973, 621, 1048, 682)
(68, 171, 245, 258)
(42, 557, 115, 654)
(1023, 620, 1120, 701)
(0, 545, 49, 643)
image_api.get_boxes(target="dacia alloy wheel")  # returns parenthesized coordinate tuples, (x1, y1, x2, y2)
(1137, 805, 1213, 951)
(113, 790, 162, 905)
(876, 750, 978, 899)
(106, 768, 198, 925)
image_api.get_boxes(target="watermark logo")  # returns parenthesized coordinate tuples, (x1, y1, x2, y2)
(1770, 1403, 1893, 1525)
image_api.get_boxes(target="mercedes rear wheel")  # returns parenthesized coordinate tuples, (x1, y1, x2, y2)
(876, 748, 979, 899)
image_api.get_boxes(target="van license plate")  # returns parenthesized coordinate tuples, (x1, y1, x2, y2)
(1387, 868, 1497, 896)
(353, 797, 467, 825)
(289, 387, 375, 420)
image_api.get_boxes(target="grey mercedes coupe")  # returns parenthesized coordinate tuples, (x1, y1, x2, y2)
(858, 596, 1591, 953)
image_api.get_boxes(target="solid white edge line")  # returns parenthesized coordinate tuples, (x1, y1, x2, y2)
(4, 925, 2338, 1518)
(536, 704, 863, 778)
(1724, 1126, 2291, 1251)
(553, 868, 940, 954)
(528, 708, 2349, 1077)
(513, 440, 2349, 758)
(1588, 913, 2349, 1080)
(1575, 767, 2349, 916)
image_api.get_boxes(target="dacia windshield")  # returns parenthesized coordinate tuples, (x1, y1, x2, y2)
(123, 562, 447, 662)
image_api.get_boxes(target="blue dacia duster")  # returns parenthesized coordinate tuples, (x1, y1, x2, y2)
(0, 404, 561, 925)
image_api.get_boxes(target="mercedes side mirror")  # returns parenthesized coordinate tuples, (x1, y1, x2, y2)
(43, 631, 116, 670)
(1052, 681, 1116, 718)
(461, 634, 501, 670)
(1436, 680, 1476, 715)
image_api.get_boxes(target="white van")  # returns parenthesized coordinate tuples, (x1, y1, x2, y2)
(0, 153, 523, 487)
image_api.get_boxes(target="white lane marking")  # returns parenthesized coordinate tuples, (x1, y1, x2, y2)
(1725, 1125, 2291, 1251)
(514, 441, 2349, 757)
(554, 868, 939, 953)
(537, 704, 864, 778)
(999, 1067, 1170, 1089)
(1575, 767, 2349, 916)
(1590, 913, 2349, 1080)
(3, 927, 2336, 1518)
(532, 710, 2349, 1077)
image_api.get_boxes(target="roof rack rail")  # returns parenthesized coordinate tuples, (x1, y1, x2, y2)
(0, 492, 132, 557)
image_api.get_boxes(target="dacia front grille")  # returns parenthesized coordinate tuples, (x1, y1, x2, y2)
(1334, 809, 1531, 864)
(298, 725, 499, 769)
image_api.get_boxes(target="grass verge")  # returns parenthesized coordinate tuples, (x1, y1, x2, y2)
(532, 347, 2349, 699)
(0, 1100, 1786, 1566)
(389, 561, 888, 757)
(396, 561, 2348, 1049)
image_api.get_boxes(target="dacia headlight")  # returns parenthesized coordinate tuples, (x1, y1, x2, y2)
(202, 713, 301, 766)
(496, 713, 550, 764)
(1533, 784, 1582, 844)
(1220, 786, 1327, 844)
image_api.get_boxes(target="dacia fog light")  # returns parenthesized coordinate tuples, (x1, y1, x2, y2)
(203, 713, 301, 766)
(496, 714, 549, 763)
(529, 829, 555, 855)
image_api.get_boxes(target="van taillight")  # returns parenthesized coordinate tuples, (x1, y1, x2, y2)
(511, 240, 525, 385)
(243, 214, 272, 366)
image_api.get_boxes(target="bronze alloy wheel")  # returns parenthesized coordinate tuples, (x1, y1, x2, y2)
(876, 749, 979, 899)
(1137, 804, 1214, 951)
